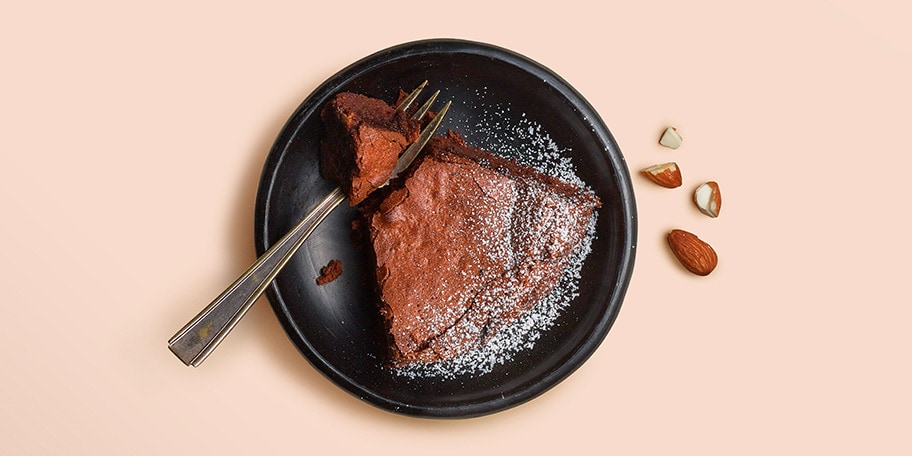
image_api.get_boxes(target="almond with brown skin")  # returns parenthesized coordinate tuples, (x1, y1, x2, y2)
(667, 229, 718, 276)
(693, 181, 722, 217)
(640, 162, 682, 188)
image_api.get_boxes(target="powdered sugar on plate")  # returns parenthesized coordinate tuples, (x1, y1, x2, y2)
(460, 89, 585, 187)
(393, 94, 599, 380)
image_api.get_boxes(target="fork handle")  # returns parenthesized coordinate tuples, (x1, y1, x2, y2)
(168, 186, 347, 366)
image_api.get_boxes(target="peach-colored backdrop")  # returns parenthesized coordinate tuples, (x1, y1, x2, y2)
(2, 0, 909, 454)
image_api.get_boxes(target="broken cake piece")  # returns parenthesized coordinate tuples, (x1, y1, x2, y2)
(320, 92, 422, 205)
(364, 131, 601, 367)
(315, 259, 343, 285)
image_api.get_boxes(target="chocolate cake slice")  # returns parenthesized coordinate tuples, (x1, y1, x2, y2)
(366, 131, 601, 366)
(320, 92, 422, 205)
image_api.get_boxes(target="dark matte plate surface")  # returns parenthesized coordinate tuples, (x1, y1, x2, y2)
(254, 39, 636, 418)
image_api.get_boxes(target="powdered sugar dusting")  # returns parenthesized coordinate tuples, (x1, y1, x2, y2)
(392, 93, 599, 379)
(460, 90, 585, 188)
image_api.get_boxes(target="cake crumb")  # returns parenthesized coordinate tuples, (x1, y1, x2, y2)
(316, 259, 343, 285)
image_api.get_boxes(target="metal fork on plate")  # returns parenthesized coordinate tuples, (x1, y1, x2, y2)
(168, 83, 451, 366)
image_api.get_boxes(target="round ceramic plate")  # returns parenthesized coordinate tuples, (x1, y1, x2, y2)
(254, 39, 636, 418)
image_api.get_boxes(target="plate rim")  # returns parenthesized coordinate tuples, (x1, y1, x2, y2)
(254, 38, 637, 418)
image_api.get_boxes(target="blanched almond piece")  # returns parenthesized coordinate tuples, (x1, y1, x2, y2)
(640, 162, 682, 188)
(659, 127, 682, 149)
(694, 181, 722, 217)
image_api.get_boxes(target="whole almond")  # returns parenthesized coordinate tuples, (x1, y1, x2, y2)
(640, 162, 682, 188)
(667, 229, 718, 276)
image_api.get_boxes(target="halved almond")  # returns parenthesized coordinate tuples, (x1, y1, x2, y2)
(641, 162, 682, 188)
(694, 181, 722, 217)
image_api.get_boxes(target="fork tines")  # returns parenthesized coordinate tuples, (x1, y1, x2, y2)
(388, 83, 451, 180)
(397, 81, 442, 121)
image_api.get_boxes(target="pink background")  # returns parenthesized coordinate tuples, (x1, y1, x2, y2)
(2, 0, 909, 454)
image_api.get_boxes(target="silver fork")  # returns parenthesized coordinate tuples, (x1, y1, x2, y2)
(168, 83, 451, 366)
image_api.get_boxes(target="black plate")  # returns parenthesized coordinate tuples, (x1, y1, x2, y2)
(254, 39, 636, 418)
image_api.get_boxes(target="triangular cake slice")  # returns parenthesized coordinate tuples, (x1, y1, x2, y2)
(365, 131, 601, 366)
(320, 92, 422, 205)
